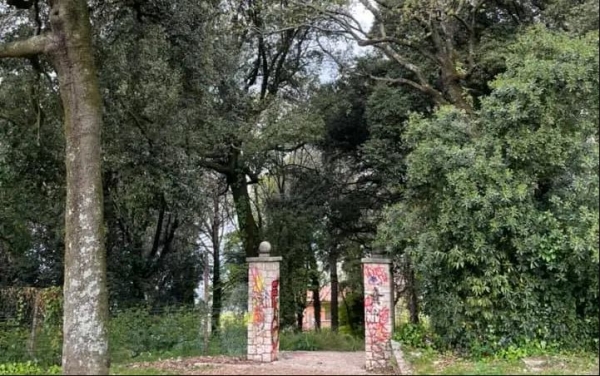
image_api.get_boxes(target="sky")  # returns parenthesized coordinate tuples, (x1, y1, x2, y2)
(352, 0, 376, 32)
(318, 0, 375, 83)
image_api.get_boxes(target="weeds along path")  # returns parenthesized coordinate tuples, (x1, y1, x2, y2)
(125, 351, 395, 375)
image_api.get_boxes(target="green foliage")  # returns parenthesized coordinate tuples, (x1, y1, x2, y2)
(394, 322, 436, 349)
(279, 329, 364, 352)
(0, 287, 63, 366)
(0, 63, 65, 287)
(214, 318, 247, 357)
(379, 26, 599, 353)
(0, 303, 249, 367)
(0, 362, 60, 375)
(109, 306, 206, 363)
(338, 291, 364, 338)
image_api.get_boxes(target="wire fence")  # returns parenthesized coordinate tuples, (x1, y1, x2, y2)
(0, 287, 247, 366)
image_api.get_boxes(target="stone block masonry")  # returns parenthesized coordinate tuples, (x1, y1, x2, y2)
(362, 256, 394, 370)
(247, 241, 282, 362)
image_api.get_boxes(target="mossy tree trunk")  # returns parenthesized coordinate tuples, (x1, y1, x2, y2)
(1, 0, 109, 373)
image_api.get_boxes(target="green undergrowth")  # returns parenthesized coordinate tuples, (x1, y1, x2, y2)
(393, 319, 599, 375)
(0, 362, 60, 375)
(403, 346, 599, 375)
(280, 328, 364, 351)
(0, 362, 175, 375)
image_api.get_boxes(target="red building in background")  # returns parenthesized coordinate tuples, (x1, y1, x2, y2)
(302, 283, 349, 330)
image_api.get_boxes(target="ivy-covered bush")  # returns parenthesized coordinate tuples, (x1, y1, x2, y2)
(0, 287, 63, 365)
(379, 26, 599, 353)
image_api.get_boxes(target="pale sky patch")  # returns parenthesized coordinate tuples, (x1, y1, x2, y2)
(318, 0, 375, 83)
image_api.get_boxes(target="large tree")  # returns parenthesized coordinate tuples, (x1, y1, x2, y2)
(1, 0, 109, 373)
(187, 0, 325, 258)
(302, 0, 570, 112)
(379, 26, 599, 350)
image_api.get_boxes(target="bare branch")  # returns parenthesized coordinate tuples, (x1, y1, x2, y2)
(0, 34, 52, 58)
(199, 159, 233, 175)
(452, 13, 472, 33)
(380, 45, 427, 83)
(316, 36, 349, 74)
(270, 142, 306, 153)
(369, 74, 447, 105)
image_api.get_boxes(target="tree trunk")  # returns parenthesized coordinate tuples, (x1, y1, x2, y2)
(407, 264, 419, 325)
(1, 2, 109, 373)
(342, 293, 352, 331)
(48, 0, 109, 373)
(309, 251, 321, 331)
(440, 62, 473, 113)
(211, 193, 222, 333)
(446, 80, 472, 113)
(45, 1, 109, 373)
(203, 249, 210, 352)
(311, 279, 321, 332)
(329, 251, 339, 332)
(296, 309, 304, 333)
(229, 173, 260, 258)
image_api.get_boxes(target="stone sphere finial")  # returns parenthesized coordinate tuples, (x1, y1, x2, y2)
(259, 241, 272, 256)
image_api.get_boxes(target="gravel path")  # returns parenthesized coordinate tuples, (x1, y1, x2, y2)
(126, 351, 394, 375)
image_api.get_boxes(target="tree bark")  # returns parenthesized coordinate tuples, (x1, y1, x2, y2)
(1, 0, 109, 373)
(296, 308, 304, 333)
(329, 251, 339, 332)
(308, 250, 321, 331)
(407, 266, 420, 325)
(311, 277, 321, 332)
(202, 248, 210, 351)
(49, 1, 109, 372)
(211, 193, 222, 333)
(228, 173, 260, 258)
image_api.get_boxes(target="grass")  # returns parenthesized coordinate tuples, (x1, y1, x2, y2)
(403, 347, 599, 375)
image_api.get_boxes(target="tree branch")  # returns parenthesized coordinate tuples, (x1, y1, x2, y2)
(369, 74, 447, 105)
(0, 34, 52, 58)
(199, 159, 233, 175)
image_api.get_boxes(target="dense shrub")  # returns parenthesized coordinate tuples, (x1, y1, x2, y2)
(393, 322, 436, 349)
(215, 314, 247, 356)
(0, 321, 62, 366)
(379, 27, 599, 353)
(109, 305, 207, 362)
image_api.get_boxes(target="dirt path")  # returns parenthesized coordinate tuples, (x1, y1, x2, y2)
(126, 351, 395, 375)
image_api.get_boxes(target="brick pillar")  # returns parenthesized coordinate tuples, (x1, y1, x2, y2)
(362, 251, 394, 370)
(247, 241, 282, 362)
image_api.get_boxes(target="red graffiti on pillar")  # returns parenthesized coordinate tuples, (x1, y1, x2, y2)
(270, 279, 280, 358)
(364, 265, 391, 361)
(365, 265, 389, 285)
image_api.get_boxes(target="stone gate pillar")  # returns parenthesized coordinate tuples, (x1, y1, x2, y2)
(247, 241, 282, 362)
(362, 250, 394, 370)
